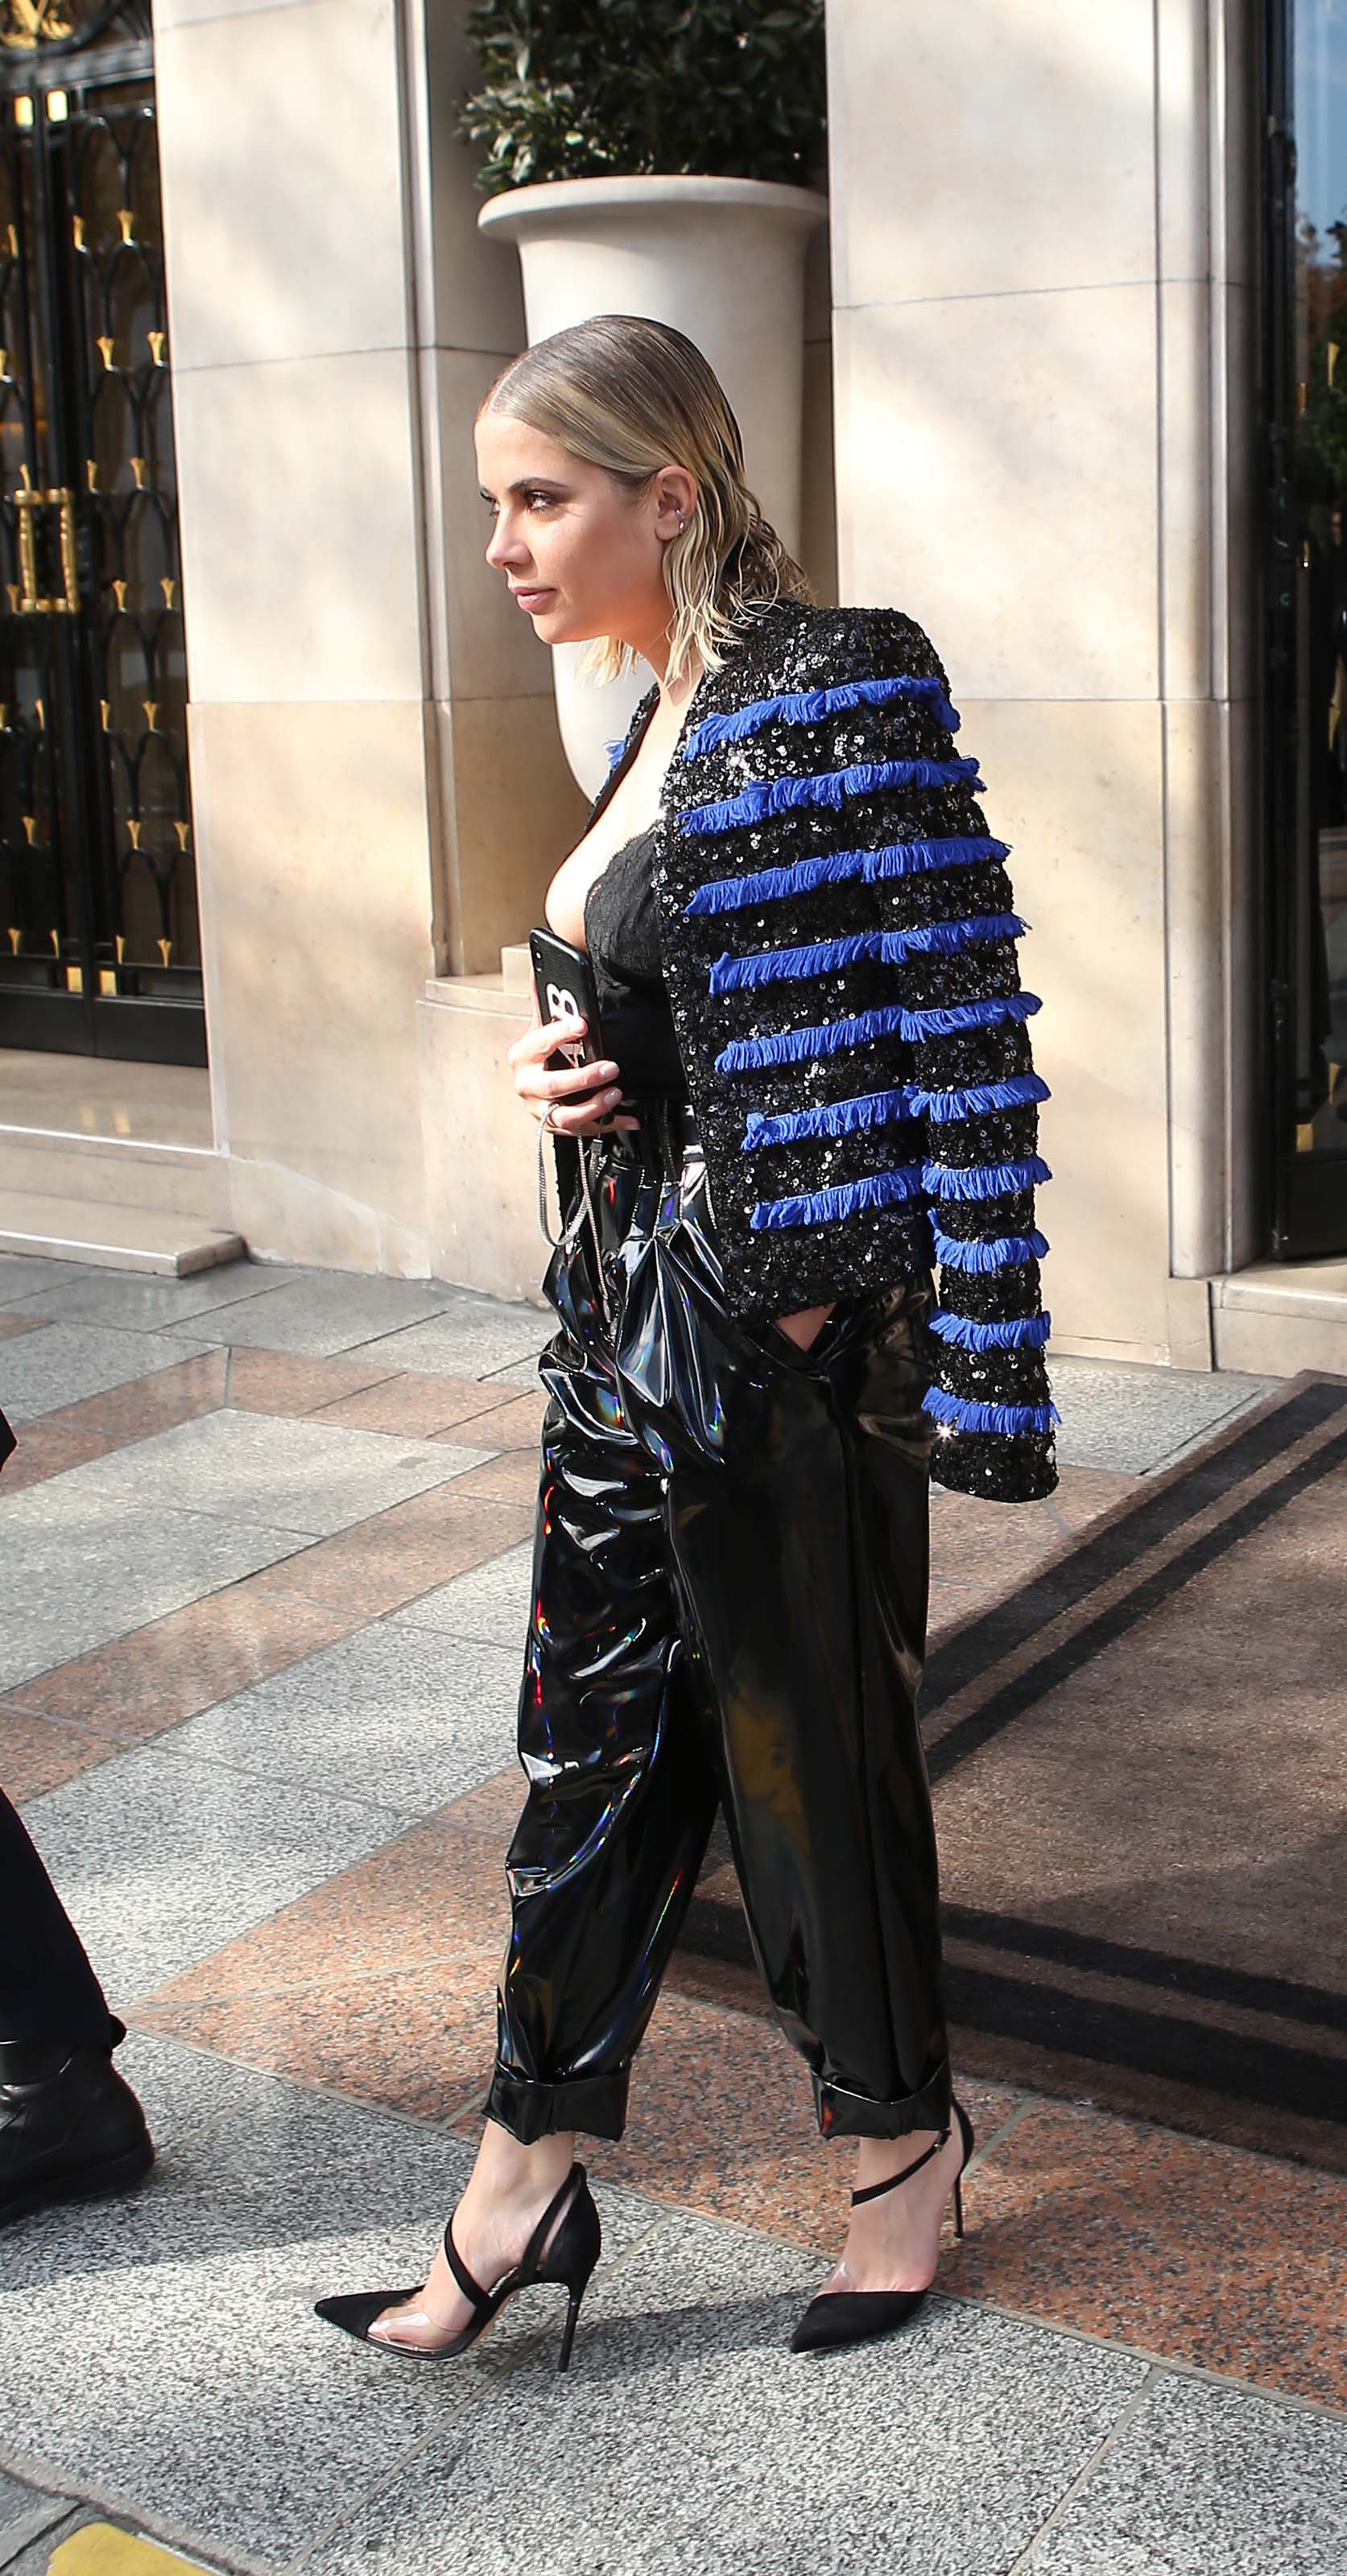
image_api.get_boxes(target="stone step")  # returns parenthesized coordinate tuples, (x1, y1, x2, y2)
(0, 1122, 233, 1224)
(1210, 1257, 1347, 1376)
(0, 1187, 245, 1275)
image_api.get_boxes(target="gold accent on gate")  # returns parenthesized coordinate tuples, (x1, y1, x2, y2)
(147, 330, 167, 366)
(72, 214, 84, 250)
(86, 460, 97, 492)
(130, 456, 148, 490)
(160, 576, 176, 609)
(126, 817, 142, 849)
(143, 700, 159, 732)
(22, 815, 37, 842)
(14, 481, 78, 613)
(117, 208, 134, 244)
(6, 928, 19, 953)
(65, 964, 82, 990)
(156, 939, 171, 967)
(4, 584, 18, 613)
(96, 335, 115, 370)
(6, 226, 17, 257)
(100, 699, 111, 730)
(13, 98, 33, 130)
(46, 90, 68, 123)
(112, 579, 127, 612)
(174, 819, 190, 851)
(33, 696, 43, 726)
(98, 968, 118, 993)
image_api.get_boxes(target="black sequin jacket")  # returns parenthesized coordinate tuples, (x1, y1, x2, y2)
(589, 597, 1059, 1505)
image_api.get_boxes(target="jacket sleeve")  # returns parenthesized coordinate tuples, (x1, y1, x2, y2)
(661, 604, 1058, 1503)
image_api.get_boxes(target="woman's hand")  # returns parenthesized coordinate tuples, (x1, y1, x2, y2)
(775, 1302, 836, 1352)
(507, 994, 638, 1138)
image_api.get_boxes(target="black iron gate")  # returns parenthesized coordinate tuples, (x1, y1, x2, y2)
(0, 0, 201, 1065)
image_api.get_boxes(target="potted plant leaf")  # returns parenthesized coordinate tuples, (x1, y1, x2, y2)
(461, 0, 828, 790)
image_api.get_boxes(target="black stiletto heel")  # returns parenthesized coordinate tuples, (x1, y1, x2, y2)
(790, 2100, 975, 2355)
(315, 2161, 601, 2372)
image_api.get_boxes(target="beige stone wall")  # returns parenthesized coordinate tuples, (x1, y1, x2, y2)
(156, 0, 581, 1271)
(827, 0, 1258, 1366)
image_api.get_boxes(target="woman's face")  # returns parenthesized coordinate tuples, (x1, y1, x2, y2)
(475, 410, 692, 654)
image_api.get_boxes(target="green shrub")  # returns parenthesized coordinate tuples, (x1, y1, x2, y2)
(457, 1, 827, 196)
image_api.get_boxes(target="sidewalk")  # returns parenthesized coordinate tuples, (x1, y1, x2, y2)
(1, 1249, 1343, 2576)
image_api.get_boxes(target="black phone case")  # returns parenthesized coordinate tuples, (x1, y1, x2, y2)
(528, 927, 605, 1072)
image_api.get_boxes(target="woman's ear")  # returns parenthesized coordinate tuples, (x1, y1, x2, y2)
(652, 467, 698, 537)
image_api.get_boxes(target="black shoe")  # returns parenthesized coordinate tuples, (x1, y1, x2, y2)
(790, 2099, 975, 2355)
(316, 2161, 602, 2374)
(0, 2032, 155, 2227)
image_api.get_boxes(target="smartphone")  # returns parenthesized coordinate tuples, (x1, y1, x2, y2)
(528, 927, 606, 1076)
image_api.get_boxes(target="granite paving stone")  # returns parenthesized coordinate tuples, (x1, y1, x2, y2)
(54, 1410, 493, 1539)
(223, 1347, 407, 1415)
(302, 2213, 1145, 2576)
(338, 1300, 549, 1380)
(0, 2070, 660, 2570)
(309, 1373, 522, 1437)
(1025, 2370, 1347, 2574)
(389, 1542, 535, 1649)
(941, 2099, 1347, 2409)
(1047, 1359, 1279, 1477)
(476, 1353, 550, 1390)
(0, 1707, 118, 1800)
(178, 1271, 461, 1356)
(0, 1254, 94, 1298)
(0, 1324, 219, 1421)
(0, 1488, 309, 1691)
(0, 1579, 369, 1745)
(161, 1623, 523, 1813)
(19, 1740, 412, 2004)
(0, 2472, 65, 2549)
(0, 1261, 295, 1332)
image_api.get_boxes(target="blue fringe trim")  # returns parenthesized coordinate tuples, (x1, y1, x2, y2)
(932, 1221, 1049, 1271)
(680, 757, 985, 836)
(716, 1006, 906, 1075)
(683, 836, 1010, 918)
(604, 737, 627, 770)
(912, 1072, 1051, 1125)
(750, 1166, 927, 1231)
(922, 1385, 1060, 1436)
(902, 992, 1040, 1038)
(742, 1088, 916, 1150)
(683, 674, 961, 761)
(927, 1310, 1052, 1349)
(922, 1154, 1053, 1199)
(708, 914, 1026, 994)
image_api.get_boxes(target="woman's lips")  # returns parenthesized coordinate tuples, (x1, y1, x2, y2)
(511, 587, 555, 612)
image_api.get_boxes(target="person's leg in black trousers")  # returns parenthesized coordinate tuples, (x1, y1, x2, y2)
(0, 1408, 153, 2223)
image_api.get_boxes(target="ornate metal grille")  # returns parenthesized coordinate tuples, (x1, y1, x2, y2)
(0, 4, 200, 1064)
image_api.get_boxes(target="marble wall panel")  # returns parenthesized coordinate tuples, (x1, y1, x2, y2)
(833, 287, 1161, 702)
(154, 0, 407, 370)
(190, 699, 435, 1249)
(828, 0, 1158, 308)
(170, 350, 424, 707)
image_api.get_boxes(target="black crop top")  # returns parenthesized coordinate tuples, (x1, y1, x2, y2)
(583, 828, 688, 1098)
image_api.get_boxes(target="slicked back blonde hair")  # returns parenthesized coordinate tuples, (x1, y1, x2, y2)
(480, 314, 812, 688)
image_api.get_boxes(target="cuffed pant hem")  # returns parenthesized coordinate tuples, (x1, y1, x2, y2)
(484, 2058, 630, 2145)
(813, 2058, 952, 2140)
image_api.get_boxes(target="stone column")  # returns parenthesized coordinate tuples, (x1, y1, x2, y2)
(153, 0, 580, 1273)
(827, 0, 1258, 1367)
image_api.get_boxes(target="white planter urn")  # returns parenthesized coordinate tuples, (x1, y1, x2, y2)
(477, 175, 828, 798)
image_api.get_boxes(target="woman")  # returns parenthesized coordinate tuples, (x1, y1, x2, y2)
(317, 316, 1056, 2368)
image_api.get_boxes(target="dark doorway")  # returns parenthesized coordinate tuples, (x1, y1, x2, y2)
(0, 0, 201, 1066)
(1262, 0, 1347, 1253)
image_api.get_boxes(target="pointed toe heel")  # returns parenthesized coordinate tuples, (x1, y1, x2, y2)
(791, 2099, 975, 2357)
(315, 2161, 601, 2371)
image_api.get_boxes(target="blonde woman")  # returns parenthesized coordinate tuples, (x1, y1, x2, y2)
(317, 316, 1056, 2368)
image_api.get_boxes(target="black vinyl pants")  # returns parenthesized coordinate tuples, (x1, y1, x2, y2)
(485, 1100, 952, 2147)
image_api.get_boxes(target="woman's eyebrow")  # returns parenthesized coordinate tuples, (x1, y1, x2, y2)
(477, 478, 569, 501)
